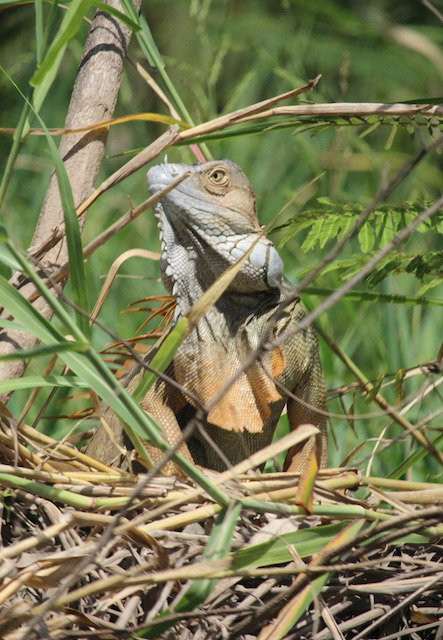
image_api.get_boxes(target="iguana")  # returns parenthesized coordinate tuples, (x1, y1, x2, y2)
(86, 160, 327, 473)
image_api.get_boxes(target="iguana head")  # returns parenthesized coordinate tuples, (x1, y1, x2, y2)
(147, 160, 284, 314)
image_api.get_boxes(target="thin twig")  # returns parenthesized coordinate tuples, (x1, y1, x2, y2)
(352, 572, 443, 640)
(421, 0, 443, 23)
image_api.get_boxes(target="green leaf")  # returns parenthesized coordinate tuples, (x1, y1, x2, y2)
(0, 0, 32, 4)
(303, 286, 443, 306)
(133, 317, 189, 402)
(232, 522, 351, 570)
(359, 119, 381, 139)
(178, 501, 242, 608)
(261, 520, 365, 639)
(91, 1, 141, 31)
(119, 0, 211, 159)
(34, 0, 44, 65)
(316, 196, 334, 206)
(268, 573, 331, 639)
(0, 259, 69, 345)
(28, 95, 90, 337)
(389, 434, 443, 479)
(41, 129, 90, 338)
(0, 244, 22, 270)
(417, 278, 443, 296)
(318, 215, 342, 248)
(0, 375, 87, 394)
(358, 222, 375, 253)
(406, 252, 443, 279)
(301, 217, 326, 251)
(384, 122, 398, 150)
(31, 0, 91, 87)
(400, 96, 443, 104)
(0, 341, 88, 361)
(302, 249, 442, 288)
(336, 214, 355, 239)
(137, 502, 242, 638)
(0, 241, 231, 507)
(1, 66, 90, 336)
(0, 318, 25, 331)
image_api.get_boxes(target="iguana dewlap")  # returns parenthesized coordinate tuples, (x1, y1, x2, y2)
(86, 160, 327, 472)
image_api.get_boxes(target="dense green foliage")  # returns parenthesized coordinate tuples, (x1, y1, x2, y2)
(0, 0, 441, 480)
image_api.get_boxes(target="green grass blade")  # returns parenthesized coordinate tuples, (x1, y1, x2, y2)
(133, 317, 189, 402)
(91, 1, 140, 31)
(43, 127, 90, 338)
(0, 235, 230, 506)
(0, 243, 22, 270)
(137, 501, 242, 638)
(25, 0, 61, 125)
(0, 319, 25, 331)
(2, 68, 90, 337)
(0, 92, 32, 213)
(0, 375, 87, 394)
(179, 500, 242, 607)
(0, 269, 70, 346)
(266, 573, 331, 640)
(232, 522, 352, 570)
(303, 286, 443, 307)
(389, 434, 443, 479)
(136, 12, 196, 127)
(260, 520, 365, 639)
(34, 0, 44, 65)
(0, 341, 88, 361)
(31, 0, 91, 88)
(119, 0, 211, 159)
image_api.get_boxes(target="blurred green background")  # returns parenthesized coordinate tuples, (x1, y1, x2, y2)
(0, 0, 441, 478)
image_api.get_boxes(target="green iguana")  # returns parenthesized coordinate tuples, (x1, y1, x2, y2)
(86, 160, 327, 473)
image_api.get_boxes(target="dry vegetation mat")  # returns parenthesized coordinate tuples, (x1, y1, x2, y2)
(0, 417, 441, 639)
(0, 3, 442, 639)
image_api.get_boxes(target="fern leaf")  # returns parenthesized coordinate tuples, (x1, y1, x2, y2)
(417, 278, 443, 296)
(358, 223, 375, 253)
(301, 217, 327, 251)
(304, 286, 443, 306)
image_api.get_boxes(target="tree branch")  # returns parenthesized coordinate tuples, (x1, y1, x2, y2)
(0, 0, 141, 395)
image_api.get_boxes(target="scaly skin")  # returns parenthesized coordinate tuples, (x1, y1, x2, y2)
(86, 160, 327, 473)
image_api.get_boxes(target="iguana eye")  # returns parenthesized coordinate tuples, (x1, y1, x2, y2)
(207, 168, 228, 185)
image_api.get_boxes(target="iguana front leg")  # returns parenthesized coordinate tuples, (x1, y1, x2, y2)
(284, 356, 327, 471)
(86, 374, 193, 475)
(140, 380, 194, 474)
(272, 299, 328, 473)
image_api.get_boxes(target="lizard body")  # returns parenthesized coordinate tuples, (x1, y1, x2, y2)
(86, 160, 327, 472)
